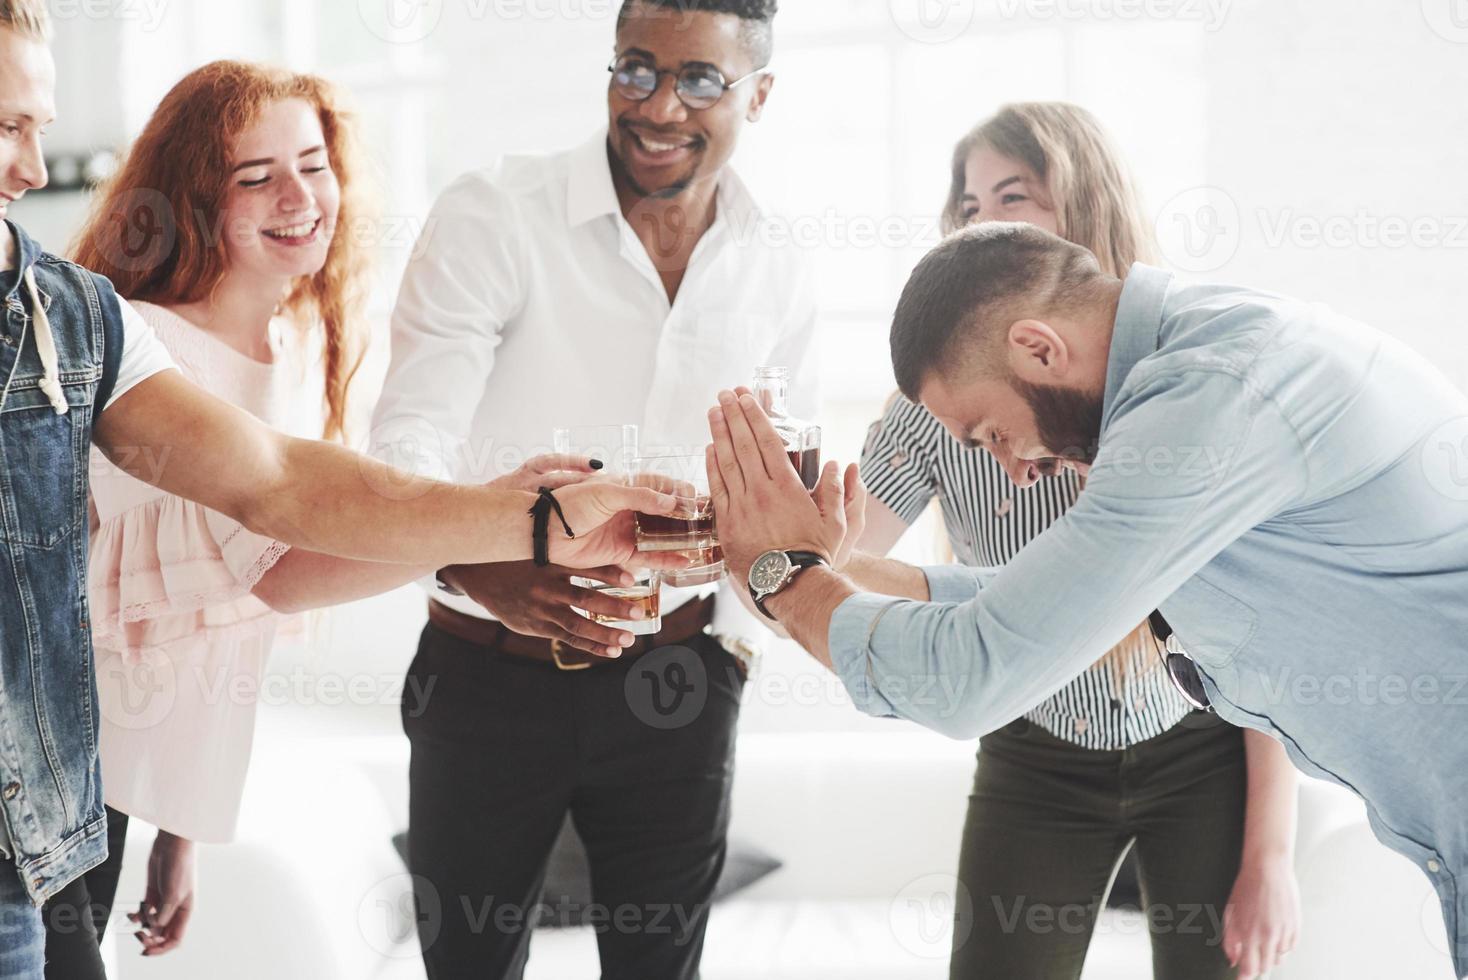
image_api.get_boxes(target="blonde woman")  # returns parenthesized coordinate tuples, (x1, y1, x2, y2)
(858, 103, 1300, 980)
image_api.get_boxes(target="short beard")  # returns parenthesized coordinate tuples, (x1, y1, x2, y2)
(1009, 378, 1104, 465)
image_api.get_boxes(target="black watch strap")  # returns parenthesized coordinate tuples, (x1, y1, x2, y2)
(752, 551, 828, 619)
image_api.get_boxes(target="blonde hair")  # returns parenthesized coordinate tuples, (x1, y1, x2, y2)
(940, 101, 1155, 277)
(941, 102, 1161, 689)
(0, 0, 50, 41)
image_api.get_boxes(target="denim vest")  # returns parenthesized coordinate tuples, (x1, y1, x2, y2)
(0, 221, 124, 903)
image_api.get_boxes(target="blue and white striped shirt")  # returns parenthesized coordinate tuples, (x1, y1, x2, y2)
(861, 396, 1193, 749)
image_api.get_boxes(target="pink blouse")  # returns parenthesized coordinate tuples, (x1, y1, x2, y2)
(89, 301, 325, 842)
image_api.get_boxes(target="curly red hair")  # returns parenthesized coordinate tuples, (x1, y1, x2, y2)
(72, 60, 373, 443)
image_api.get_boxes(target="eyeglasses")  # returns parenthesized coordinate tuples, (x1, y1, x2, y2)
(1147, 610, 1214, 712)
(608, 55, 768, 110)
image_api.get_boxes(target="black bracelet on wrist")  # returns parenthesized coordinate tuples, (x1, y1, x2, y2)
(529, 487, 576, 567)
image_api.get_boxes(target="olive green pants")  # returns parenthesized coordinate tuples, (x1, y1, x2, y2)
(950, 712, 1247, 980)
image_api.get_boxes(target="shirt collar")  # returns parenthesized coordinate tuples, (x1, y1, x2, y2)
(565, 127, 765, 229)
(1101, 262, 1174, 430)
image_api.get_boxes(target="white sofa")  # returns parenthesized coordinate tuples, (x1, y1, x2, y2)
(104, 704, 1456, 980)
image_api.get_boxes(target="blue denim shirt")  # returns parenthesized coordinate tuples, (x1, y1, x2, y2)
(831, 263, 1468, 976)
(0, 222, 124, 903)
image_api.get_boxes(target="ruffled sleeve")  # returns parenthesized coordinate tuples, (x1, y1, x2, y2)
(89, 494, 290, 663)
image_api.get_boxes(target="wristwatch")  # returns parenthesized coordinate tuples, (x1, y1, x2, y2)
(748, 550, 829, 620)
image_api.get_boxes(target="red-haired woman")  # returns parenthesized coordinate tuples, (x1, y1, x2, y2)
(42, 62, 621, 975)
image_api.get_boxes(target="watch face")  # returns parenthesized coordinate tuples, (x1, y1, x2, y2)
(749, 551, 792, 593)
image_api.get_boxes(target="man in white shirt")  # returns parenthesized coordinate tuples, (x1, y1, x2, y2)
(369, 1, 816, 976)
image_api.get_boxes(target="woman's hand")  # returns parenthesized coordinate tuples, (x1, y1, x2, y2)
(488, 453, 600, 493)
(129, 830, 196, 956)
(1221, 852, 1300, 979)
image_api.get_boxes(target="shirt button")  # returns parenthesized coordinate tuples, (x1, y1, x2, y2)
(1134, 698, 1146, 712)
(1074, 717, 1090, 734)
(1428, 859, 1441, 873)
(1, 333, 13, 346)
(995, 498, 1013, 518)
(2, 782, 18, 800)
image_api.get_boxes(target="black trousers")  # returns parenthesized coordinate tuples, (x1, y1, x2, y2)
(950, 713, 1247, 980)
(41, 805, 129, 980)
(402, 623, 746, 980)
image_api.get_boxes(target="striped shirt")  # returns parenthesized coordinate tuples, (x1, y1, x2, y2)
(860, 395, 1194, 749)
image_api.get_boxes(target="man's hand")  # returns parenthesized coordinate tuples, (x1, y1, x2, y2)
(831, 464, 867, 571)
(443, 560, 649, 658)
(706, 390, 848, 586)
(545, 477, 682, 570)
(130, 831, 195, 956)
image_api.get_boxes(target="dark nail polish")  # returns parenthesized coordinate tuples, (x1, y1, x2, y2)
(590, 459, 605, 470)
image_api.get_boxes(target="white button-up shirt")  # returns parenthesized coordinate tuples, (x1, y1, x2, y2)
(370, 129, 819, 645)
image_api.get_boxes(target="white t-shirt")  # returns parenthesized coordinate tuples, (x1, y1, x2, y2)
(105, 297, 178, 411)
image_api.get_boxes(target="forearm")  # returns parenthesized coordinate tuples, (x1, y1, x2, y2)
(253, 551, 434, 615)
(248, 435, 539, 565)
(764, 566, 858, 670)
(1240, 728, 1299, 864)
(842, 551, 931, 601)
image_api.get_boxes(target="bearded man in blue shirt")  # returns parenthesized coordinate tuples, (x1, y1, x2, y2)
(707, 221, 1468, 979)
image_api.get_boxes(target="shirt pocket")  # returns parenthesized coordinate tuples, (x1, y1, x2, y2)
(1162, 574, 1260, 701)
(0, 373, 97, 550)
(644, 313, 783, 449)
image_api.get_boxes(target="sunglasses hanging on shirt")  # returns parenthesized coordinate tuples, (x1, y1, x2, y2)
(1147, 609, 1214, 712)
